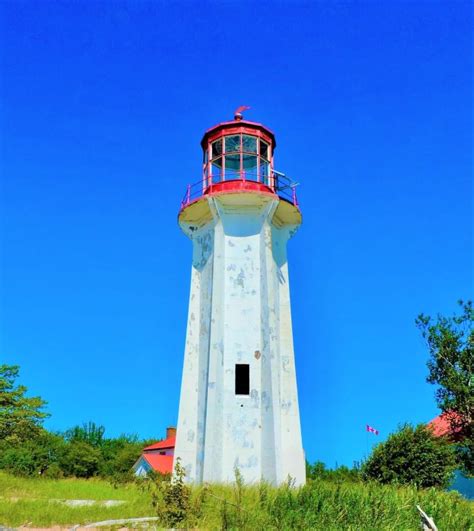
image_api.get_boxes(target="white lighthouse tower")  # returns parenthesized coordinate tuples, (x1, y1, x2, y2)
(174, 110, 306, 485)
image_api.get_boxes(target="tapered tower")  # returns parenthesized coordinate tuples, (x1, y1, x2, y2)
(174, 110, 305, 485)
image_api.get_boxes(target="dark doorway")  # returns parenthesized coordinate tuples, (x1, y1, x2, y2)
(235, 364, 250, 395)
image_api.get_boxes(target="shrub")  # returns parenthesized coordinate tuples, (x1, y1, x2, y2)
(150, 458, 190, 527)
(0, 431, 65, 477)
(58, 440, 101, 478)
(98, 436, 143, 478)
(362, 423, 457, 488)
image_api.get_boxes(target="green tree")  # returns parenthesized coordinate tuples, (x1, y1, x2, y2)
(416, 300, 474, 475)
(306, 460, 327, 480)
(99, 435, 143, 479)
(0, 364, 49, 444)
(59, 440, 101, 478)
(0, 431, 65, 477)
(362, 424, 456, 488)
(64, 421, 105, 447)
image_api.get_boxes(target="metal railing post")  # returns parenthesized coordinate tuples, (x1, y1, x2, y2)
(186, 184, 191, 206)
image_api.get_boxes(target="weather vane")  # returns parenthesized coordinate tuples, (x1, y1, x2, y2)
(234, 105, 251, 121)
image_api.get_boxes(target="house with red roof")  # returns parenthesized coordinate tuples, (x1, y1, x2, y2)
(427, 411, 464, 441)
(428, 412, 473, 500)
(133, 427, 176, 476)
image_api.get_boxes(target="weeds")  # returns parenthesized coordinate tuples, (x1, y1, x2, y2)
(0, 470, 472, 529)
(148, 457, 191, 527)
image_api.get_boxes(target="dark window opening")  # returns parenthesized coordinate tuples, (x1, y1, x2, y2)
(235, 364, 250, 395)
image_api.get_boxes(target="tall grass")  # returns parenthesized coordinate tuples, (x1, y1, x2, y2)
(0, 472, 472, 529)
(0, 472, 152, 526)
(0, 472, 139, 500)
(168, 479, 474, 530)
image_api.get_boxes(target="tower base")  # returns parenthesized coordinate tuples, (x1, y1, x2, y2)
(175, 191, 305, 486)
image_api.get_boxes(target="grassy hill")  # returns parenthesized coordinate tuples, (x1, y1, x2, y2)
(0, 472, 472, 529)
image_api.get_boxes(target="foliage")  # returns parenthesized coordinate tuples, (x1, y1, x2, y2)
(64, 421, 106, 448)
(362, 423, 457, 489)
(0, 364, 49, 444)
(98, 434, 144, 481)
(306, 460, 361, 483)
(0, 361, 155, 480)
(150, 458, 190, 527)
(416, 300, 474, 476)
(58, 440, 101, 478)
(0, 430, 65, 477)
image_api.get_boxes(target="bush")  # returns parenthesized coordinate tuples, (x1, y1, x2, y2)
(0, 431, 65, 477)
(58, 440, 101, 478)
(362, 423, 457, 488)
(150, 458, 191, 527)
(0, 445, 37, 476)
(98, 436, 144, 478)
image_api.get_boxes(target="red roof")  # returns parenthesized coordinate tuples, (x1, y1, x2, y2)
(143, 435, 176, 451)
(200, 119, 276, 149)
(142, 453, 174, 474)
(428, 412, 464, 440)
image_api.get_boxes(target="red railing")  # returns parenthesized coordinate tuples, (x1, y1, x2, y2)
(180, 171, 299, 210)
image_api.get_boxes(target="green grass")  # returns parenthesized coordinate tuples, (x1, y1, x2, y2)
(0, 472, 472, 529)
(175, 480, 474, 530)
(0, 472, 153, 526)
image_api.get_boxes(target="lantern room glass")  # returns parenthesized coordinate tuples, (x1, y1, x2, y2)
(206, 133, 272, 186)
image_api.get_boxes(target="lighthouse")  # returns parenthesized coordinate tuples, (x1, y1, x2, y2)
(174, 110, 306, 486)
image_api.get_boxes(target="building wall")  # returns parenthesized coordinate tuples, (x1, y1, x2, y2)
(133, 457, 151, 477)
(145, 448, 174, 456)
(175, 193, 306, 485)
(449, 470, 474, 500)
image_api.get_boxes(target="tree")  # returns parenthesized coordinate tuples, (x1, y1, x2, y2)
(64, 421, 106, 447)
(362, 424, 456, 488)
(0, 364, 49, 444)
(0, 431, 66, 477)
(99, 434, 144, 479)
(416, 300, 473, 475)
(59, 440, 101, 477)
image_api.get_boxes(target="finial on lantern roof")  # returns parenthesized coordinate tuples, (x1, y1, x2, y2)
(234, 105, 251, 121)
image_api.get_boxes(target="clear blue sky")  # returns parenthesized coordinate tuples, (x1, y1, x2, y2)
(0, 1, 471, 468)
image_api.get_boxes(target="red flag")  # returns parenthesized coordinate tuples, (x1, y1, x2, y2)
(366, 424, 379, 435)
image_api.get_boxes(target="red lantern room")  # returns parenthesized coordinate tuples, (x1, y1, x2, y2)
(201, 110, 276, 191)
(179, 108, 300, 222)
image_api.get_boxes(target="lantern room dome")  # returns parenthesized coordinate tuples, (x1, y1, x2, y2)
(201, 119, 276, 150)
(200, 119, 276, 189)
(179, 112, 300, 222)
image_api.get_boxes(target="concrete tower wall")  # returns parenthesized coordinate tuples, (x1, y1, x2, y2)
(175, 192, 305, 485)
